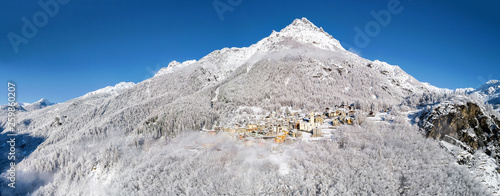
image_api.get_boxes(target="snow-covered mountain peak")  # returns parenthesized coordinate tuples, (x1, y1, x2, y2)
(82, 82, 135, 98)
(36, 98, 53, 105)
(168, 60, 181, 68)
(22, 98, 54, 107)
(154, 18, 347, 79)
(270, 17, 345, 51)
(18, 98, 55, 112)
(476, 80, 500, 95)
(468, 80, 500, 111)
(282, 18, 320, 32)
(486, 80, 500, 85)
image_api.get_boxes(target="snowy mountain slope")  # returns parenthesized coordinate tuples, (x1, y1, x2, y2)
(0, 98, 52, 122)
(153, 18, 435, 111)
(0, 82, 135, 138)
(2, 18, 486, 195)
(82, 82, 135, 98)
(0, 17, 442, 152)
(154, 60, 197, 77)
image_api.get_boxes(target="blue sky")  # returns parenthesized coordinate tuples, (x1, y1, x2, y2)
(1, 0, 499, 105)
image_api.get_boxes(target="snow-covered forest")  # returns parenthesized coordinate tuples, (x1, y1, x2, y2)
(2, 118, 489, 195)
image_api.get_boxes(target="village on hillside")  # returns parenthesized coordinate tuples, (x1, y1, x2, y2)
(206, 104, 382, 145)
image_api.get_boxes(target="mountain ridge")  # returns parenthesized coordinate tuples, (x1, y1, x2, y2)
(154, 17, 348, 79)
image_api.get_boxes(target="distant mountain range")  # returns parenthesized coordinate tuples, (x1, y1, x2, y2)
(472, 80, 500, 110)
(20, 98, 55, 112)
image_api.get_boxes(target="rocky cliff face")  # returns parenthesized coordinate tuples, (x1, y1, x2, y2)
(419, 102, 500, 165)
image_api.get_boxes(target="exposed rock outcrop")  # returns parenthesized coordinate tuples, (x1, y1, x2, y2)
(419, 102, 500, 164)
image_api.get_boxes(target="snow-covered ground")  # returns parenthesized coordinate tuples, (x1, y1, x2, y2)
(440, 141, 500, 195)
